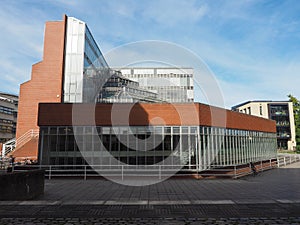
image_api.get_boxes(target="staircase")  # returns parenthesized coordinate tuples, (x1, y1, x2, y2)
(1, 138, 15, 157)
(1, 129, 39, 157)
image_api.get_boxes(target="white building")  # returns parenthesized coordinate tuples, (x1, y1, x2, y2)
(114, 67, 194, 103)
(232, 101, 296, 151)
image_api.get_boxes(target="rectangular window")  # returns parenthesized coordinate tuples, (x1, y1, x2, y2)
(173, 127, 180, 134)
(260, 105, 263, 116)
(0, 119, 13, 124)
(0, 106, 14, 115)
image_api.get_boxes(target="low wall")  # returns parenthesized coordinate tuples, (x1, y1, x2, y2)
(0, 169, 44, 200)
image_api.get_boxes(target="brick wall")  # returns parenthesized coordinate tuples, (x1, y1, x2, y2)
(14, 16, 67, 158)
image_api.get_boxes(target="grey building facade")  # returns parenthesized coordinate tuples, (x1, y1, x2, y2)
(115, 68, 194, 103)
(0, 92, 18, 143)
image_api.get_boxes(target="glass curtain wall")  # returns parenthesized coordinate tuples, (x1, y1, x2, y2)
(63, 17, 110, 103)
(39, 126, 277, 171)
(120, 68, 194, 103)
(268, 103, 291, 149)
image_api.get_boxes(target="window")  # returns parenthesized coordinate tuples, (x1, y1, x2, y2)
(0, 119, 13, 124)
(0, 106, 14, 115)
(0, 125, 13, 133)
(173, 127, 180, 134)
(260, 105, 263, 116)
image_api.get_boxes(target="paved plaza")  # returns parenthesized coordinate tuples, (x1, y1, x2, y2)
(0, 163, 300, 224)
(39, 164, 300, 203)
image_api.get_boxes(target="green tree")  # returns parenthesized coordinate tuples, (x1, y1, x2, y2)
(288, 94, 300, 152)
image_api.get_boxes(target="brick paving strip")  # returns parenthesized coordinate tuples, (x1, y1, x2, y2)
(1, 217, 300, 225)
(1, 199, 300, 205)
(0, 202, 300, 218)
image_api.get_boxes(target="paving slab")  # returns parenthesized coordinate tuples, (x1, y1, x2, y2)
(35, 164, 300, 203)
(0, 163, 300, 222)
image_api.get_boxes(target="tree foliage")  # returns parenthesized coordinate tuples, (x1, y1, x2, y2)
(288, 94, 300, 152)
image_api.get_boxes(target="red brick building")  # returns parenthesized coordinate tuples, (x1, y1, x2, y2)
(13, 16, 67, 159)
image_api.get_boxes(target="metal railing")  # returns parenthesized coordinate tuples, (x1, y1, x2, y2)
(277, 154, 300, 167)
(12, 159, 276, 180)
(16, 129, 39, 148)
(1, 129, 39, 157)
(1, 138, 15, 157)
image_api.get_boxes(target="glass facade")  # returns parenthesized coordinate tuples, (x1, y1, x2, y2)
(97, 72, 162, 103)
(63, 18, 193, 104)
(118, 68, 194, 103)
(39, 126, 277, 171)
(63, 17, 110, 103)
(269, 103, 291, 149)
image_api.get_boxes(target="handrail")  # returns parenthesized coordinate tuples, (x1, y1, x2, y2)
(11, 159, 277, 180)
(2, 138, 15, 157)
(16, 129, 39, 148)
(1, 129, 39, 157)
(277, 154, 300, 167)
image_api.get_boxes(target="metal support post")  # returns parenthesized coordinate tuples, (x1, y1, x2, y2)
(234, 166, 237, 179)
(1, 144, 5, 158)
(49, 166, 52, 180)
(159, 165, 161, 180)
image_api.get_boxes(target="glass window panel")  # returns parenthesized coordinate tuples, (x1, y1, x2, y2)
(58, 127, 66, 135)
(154, 127, 163, 134)
(173, 127, 180, 134)
(50, 127, 57, 135)
(102, 127, 111, 134)
(182, 126, 189, 134)
(191, 127, 198, 134)
(164, 127, 171, 134)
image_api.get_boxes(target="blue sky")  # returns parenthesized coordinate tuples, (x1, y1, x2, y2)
(0, 0, 299, 107)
